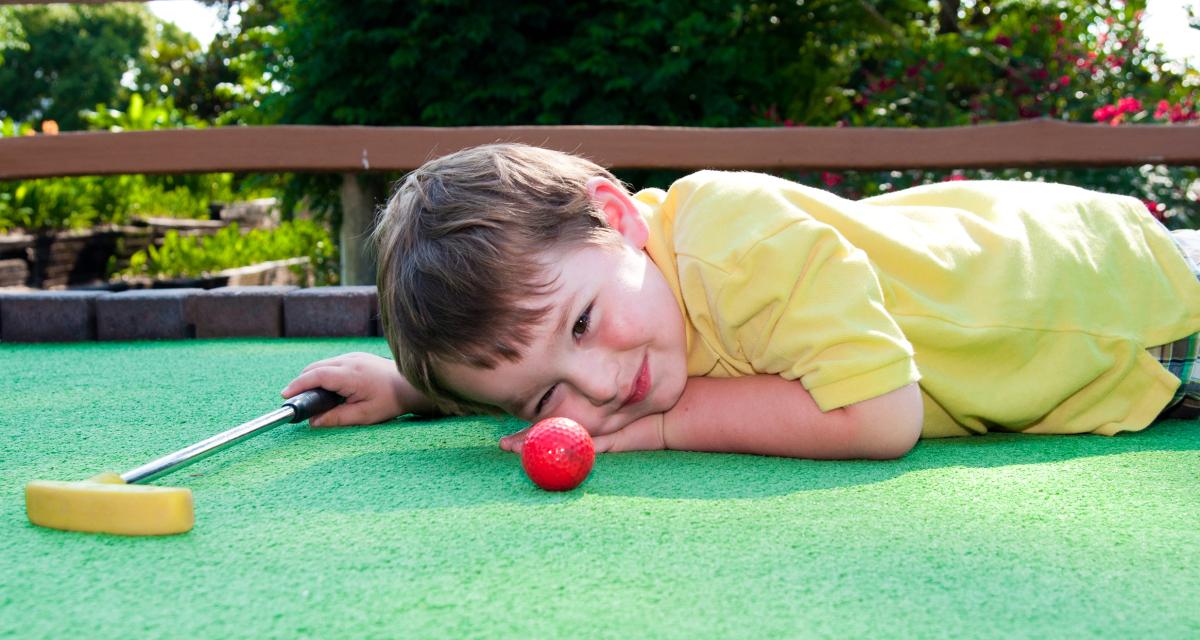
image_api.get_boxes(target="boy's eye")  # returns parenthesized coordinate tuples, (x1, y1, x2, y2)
(535, 385, 556, 416)
(572, 304, 592, 339)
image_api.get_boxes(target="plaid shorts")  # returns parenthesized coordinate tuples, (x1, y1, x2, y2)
(1150, 228, 1200, 411)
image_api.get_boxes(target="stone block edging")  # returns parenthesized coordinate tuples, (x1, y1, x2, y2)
(0, 286, 381, 343)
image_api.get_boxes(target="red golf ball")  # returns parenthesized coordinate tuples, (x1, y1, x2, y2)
(521, 417, 595, 491)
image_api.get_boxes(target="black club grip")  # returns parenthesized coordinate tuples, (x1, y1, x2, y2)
(283, 388, 345, 423)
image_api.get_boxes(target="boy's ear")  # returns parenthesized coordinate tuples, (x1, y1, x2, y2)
(587, 177, 648, 249)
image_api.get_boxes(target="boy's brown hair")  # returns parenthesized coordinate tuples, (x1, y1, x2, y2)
(373, 143, 624, 415)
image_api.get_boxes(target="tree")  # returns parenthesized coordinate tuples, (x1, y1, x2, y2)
(0, 4, 150, 130)
(269, 0, 919, 127)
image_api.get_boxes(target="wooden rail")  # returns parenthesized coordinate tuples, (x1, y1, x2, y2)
(5, 120, 1197, 285)
(3, 120, 1199, 180)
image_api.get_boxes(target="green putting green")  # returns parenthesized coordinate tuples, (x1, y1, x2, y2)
(3, 339, 1198, 638)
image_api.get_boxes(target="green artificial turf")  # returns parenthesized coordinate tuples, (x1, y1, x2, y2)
(2, 339, 1198, 638)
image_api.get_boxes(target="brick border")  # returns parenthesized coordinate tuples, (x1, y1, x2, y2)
(0, 286, 381, 342)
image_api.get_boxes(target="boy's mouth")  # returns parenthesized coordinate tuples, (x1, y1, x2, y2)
(622, 355, 651, 408)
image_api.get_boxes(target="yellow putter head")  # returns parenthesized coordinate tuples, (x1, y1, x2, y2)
(24, 389, 343, 537)
(25, 472, 194, 536)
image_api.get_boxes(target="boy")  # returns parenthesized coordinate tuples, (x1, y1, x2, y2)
(282, 143, 1200, 459)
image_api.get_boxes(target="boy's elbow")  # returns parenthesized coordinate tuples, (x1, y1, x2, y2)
(865, 413, 922, 459)
(848, 383, 923, 459)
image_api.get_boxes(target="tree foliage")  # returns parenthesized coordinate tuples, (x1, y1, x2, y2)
(270, 0, 920, 126)
(0, 5, 150, 130)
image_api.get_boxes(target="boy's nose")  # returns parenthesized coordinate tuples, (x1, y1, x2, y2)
(568, 358, 620, 407)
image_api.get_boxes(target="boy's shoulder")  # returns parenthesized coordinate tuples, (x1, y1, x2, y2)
(647, 170, 837, 269)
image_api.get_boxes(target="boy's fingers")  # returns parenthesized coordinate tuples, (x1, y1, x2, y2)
(589, 415, 665, 453)
(591, 434, 615, 453)
(308, 403, 370, 428)
(300, 356, 345, 375)
(281, 368, 350, 400)
(499, 427, 532, 453)
(300, 352, 372, 375)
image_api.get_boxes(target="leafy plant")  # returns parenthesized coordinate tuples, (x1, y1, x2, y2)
(117, 219, 338, 285)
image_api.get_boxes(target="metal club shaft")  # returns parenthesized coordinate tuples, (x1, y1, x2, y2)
(121, 406, 297, 484)
(118, 388, 344, 485)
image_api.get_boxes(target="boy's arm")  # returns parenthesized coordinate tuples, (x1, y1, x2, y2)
(601, 375, 923, 459)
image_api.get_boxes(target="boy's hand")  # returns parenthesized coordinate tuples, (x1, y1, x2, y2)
(281, 352, 429, 427)
(500, 413, 666, 454)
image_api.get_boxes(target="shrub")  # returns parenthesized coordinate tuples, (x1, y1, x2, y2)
(116, 219, 338, 285)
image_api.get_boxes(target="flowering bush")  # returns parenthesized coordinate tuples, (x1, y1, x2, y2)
(754, 1, 1199, 228)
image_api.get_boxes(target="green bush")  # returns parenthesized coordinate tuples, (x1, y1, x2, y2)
(0, 173, 237, 233)
(117, 219, 337, 285)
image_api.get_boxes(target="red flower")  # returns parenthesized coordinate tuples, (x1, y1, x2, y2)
(1059, 75, 1071, 86)
(1143, 200, 1164, 222)
(942, 174, 967, 182)
(1093, 105, 1117, 122)
(822, 172, 844, 187)
(1116, 97, 1142, 113)
(994, 35, 1013, 48)
(1156, 100, 1171, 119)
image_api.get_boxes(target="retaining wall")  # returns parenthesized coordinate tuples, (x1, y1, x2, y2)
(0, 285, 380, 342)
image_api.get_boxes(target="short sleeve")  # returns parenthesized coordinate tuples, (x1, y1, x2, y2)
(671, 172, 920, 411)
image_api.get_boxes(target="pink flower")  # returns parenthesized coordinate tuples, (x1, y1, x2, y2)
(1059, 75, 1071, 86)
(822, 172, 844, 187)
(1170, 104, 1199, 123)
(1155, 100, 1171, 119)
(1093, 105, 1117, 122)
(943, 174, 967, 182)
(1143, 200, 1164, 222)
(1116, 97, 1142, 113)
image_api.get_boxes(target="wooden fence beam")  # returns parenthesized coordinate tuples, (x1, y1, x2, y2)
(338, 174, 382, 286)
(3, 121, 1199, 180)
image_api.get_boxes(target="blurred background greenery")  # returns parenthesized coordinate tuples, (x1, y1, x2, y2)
(0, 1, 1197, 281)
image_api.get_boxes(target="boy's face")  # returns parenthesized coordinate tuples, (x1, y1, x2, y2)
(437, 238, 688, 439)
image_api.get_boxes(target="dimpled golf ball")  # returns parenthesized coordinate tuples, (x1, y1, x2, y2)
(521, 417, 595, 491)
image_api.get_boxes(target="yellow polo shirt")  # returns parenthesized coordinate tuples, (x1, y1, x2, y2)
(635, 171, 1200, 437)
